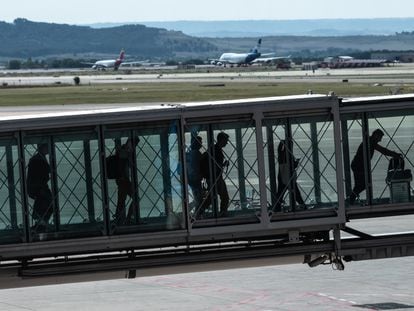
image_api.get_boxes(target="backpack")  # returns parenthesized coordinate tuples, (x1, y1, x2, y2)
(106, 154, 120, 179)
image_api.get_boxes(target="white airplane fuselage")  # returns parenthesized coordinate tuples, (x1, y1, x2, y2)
(92, 59, 117, 69)
(92, 50, 125, 70)
(218, 52, 261, 65)
(211, 39, 288, 67)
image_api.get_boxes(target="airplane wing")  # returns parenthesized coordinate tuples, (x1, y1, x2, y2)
(80, 62, 96, 66)
(121, 60, 149, 66)
(260, 53, 277, 57)
(120, 60, 168, 67)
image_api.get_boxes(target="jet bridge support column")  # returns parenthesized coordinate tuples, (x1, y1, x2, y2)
(235, 128, 246, 205)
(310, 122, 321, 204)
(160, 130, 173, 216)
(266, 126, 277, 208)
(6, 144, 17, 229)
(255, 111, 269, 224)
(83, 139, 95, 223)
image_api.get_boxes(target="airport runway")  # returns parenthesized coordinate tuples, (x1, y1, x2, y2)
(3, 64, 414, 86)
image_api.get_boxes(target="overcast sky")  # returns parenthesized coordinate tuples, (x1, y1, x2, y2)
(2, 0, 414, 24)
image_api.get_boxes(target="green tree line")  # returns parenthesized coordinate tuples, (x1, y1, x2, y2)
(6, 58, 93, 69)
(0, 18, 217, 58)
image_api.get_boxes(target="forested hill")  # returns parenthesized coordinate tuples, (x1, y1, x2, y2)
(0, 18, 217, 58)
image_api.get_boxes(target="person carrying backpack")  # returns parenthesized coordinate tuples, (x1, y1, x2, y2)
(350, 129, 401, 205)
(198, 132, 230, 218)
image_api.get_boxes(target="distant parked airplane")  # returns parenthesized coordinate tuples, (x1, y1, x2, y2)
(93, 49, 125, 70)
(84, 50, 165, 70)
(210, 39, 289, 66)
(84, 50, 125, 70)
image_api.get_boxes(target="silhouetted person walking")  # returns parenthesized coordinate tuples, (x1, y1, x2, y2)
(350, 129, 401, 204)
(27, 143, 53, 232)
(197, 132, 230, 218)
(115, 137, 139, 225)
(274, 140, 304, 211)
(187, 136, 204, 215)
(210, 132, 230, 217)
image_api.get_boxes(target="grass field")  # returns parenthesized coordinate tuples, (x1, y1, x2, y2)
(0, 81, 412, 106)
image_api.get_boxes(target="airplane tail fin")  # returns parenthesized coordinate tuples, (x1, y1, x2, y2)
(114, 49, 125, 70)
(118, 49, 125, 61)
(251, 39, 262, 53)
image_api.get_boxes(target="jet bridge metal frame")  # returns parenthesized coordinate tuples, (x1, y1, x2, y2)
(0, 94, 411, 286)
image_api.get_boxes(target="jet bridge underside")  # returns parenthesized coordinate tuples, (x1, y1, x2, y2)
(0, 230, 413, 288)
(341, 232, 414, 262)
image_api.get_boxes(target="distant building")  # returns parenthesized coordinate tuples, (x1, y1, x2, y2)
(302, 62, 319, 71)
(319, 56, 386, 68)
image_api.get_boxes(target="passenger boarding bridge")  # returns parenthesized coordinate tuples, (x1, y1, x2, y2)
(0, 94, 412, 286)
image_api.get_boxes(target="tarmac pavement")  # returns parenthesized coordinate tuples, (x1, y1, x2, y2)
(0, 256, 412, 311)
(3, 64, 414, 86)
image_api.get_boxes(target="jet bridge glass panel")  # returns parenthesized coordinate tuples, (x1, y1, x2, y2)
(341, 114, 365, 206)
(368, 110, 414, 206)
(184, 118, 260, 226)
(264, 114, 338, 216)
(23, 128, 104, 242)
(342, 109, 414, 209)
(0, 135, 23, 244)
(104, 120, 184, 234)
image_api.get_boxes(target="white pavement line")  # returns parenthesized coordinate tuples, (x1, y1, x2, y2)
(317, 292, 357, 305)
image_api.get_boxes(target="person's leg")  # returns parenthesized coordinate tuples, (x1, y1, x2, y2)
(32, 188, 53, 232)
(217, 178, 229, 215)
(115, 179, 129, 224)
(32, 195, 42, 224)
(124, 180, 136, 224)
(190, 182, 202, 214)
(350, 171, 366, 204)
(43, 188, 53, 224)
(195, 181, 212, 219)
(274, 174, 287, 212)
(294, 182, 305, 205)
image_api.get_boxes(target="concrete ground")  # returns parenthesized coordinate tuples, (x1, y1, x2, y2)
(0, 256, 412, 311)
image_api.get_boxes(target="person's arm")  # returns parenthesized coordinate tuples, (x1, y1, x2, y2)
(375, 144, 400, 158)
